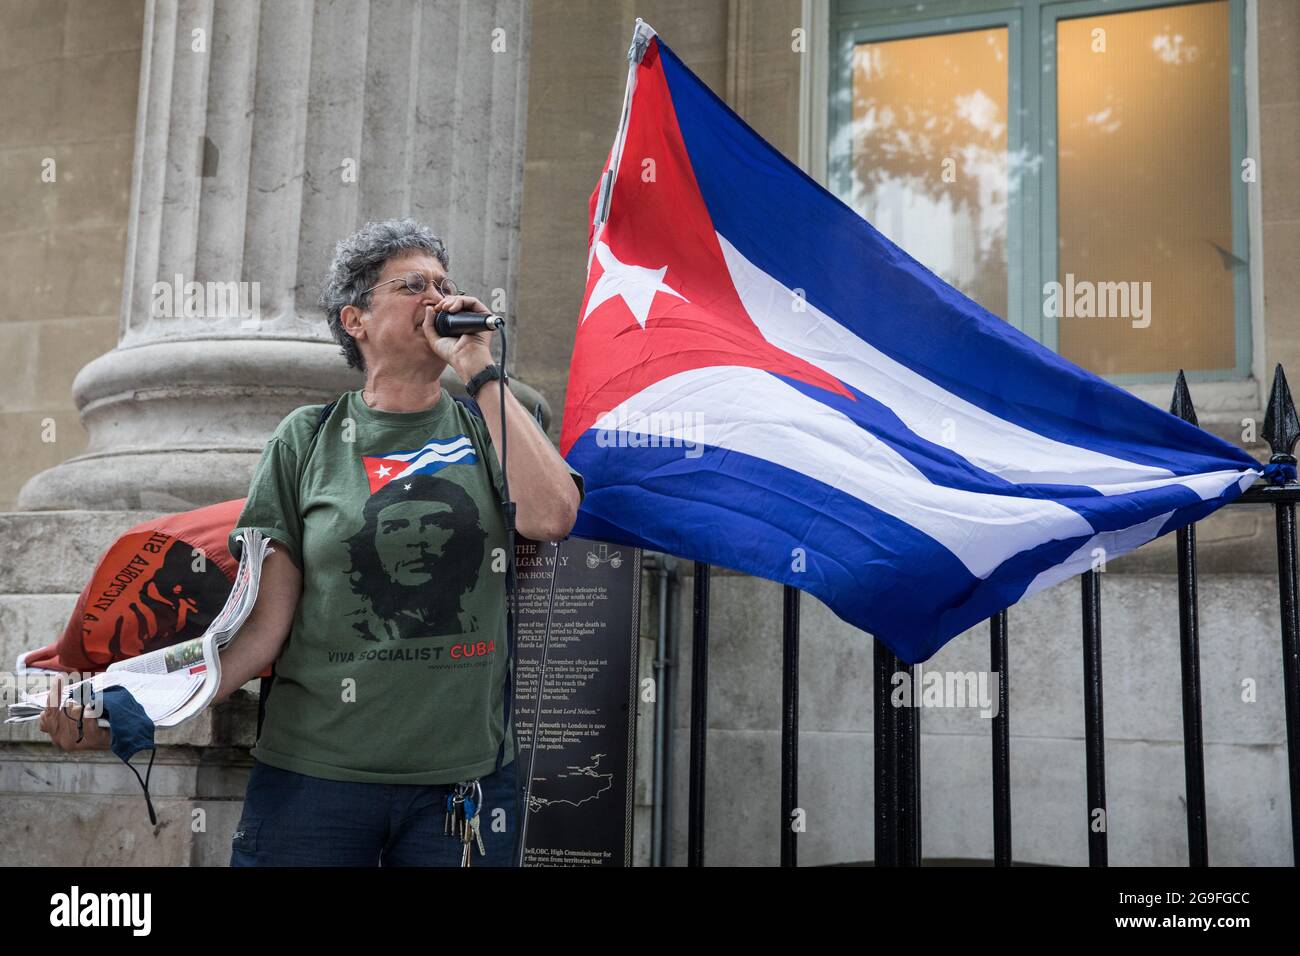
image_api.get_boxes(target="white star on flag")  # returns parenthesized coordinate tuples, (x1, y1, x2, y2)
(582, 241, 686, 328)
(375, 464, 392, 478)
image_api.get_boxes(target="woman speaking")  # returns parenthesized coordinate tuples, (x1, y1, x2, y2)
(41, 218, 584, 867)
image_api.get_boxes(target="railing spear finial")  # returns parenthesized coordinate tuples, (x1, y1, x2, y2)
(1263, 364, 1299, 464)
(1170, 369, 1198, 426)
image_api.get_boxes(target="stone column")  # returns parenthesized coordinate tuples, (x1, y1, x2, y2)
(18, 0, 536, 512)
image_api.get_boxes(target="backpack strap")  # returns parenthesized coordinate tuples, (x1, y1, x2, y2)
(452, 392, 484, 420)
(255, 397, 339, 744)
(312, 398, 340, 440)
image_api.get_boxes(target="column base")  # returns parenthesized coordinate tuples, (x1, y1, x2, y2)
(18, 335, 554, 512)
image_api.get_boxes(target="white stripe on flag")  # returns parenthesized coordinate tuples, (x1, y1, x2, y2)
(593, 365, 1095, 578)
(717, 234, 1177, 491)
(1090, 469, 1257, 499)
(1019, 510, 1173, 600)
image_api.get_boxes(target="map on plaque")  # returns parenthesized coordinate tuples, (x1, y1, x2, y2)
(513, 535, 641, 867)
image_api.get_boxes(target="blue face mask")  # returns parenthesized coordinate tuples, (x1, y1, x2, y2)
(87, 686, 158, 825)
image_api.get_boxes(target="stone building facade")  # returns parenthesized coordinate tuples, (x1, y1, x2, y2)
(1, 0, 1296, 865)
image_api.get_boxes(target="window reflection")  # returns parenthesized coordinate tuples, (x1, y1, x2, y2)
(850, 28, 1010, 319)
(1057, 1, 1235, 375)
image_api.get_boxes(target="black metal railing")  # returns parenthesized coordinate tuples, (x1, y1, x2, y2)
(678, 364, 1300, 867)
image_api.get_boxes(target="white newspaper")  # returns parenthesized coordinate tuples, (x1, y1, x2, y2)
(6, 529, 272, 729)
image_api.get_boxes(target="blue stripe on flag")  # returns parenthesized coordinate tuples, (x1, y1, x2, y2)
(569, 423, 1252, 662)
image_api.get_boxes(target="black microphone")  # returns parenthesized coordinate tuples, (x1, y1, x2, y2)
(433, 311, 505, 336)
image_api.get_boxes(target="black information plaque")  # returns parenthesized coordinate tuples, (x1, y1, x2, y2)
(512, 535, 641, 867)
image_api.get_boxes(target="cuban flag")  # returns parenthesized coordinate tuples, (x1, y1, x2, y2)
(560, 23, 1265, 664)
(362, 435, 477, 494)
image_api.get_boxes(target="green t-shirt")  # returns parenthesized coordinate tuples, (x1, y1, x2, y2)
(229, 387, 583, 784)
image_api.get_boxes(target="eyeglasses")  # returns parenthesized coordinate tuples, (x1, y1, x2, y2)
(360, 271, 460, 300)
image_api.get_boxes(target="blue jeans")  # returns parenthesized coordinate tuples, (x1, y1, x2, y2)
(229, 758, 520, 867)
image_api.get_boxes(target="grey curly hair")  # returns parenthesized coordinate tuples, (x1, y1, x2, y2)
(319, 218, 450, 372)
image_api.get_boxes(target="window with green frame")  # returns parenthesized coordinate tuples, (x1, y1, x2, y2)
(828, 0, 1251, 384)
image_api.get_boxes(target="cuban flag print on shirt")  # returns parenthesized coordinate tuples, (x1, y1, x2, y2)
(559, 23, 1264, 664)
(362, 435, 477, 495)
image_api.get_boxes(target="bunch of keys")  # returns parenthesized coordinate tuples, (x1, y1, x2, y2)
(444, 780, 486, 867)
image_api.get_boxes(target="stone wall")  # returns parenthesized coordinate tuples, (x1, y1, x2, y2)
(0, 0, 144, 511)
(1258, 0, 1300, 380)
